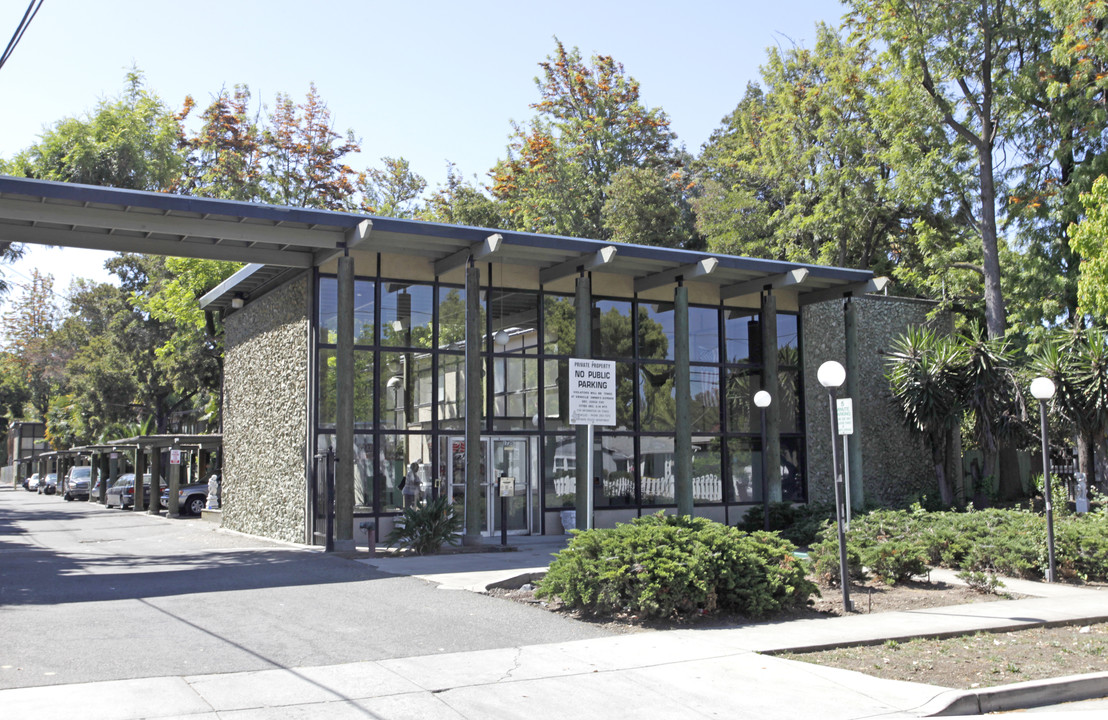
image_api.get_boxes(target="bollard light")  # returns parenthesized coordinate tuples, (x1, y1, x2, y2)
(1030, 376, 1057, 582)
(818, 360, 851, 612)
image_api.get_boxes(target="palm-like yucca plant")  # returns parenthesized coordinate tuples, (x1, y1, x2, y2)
(886, 326, 964, 506)
(385, 496, 464, 555)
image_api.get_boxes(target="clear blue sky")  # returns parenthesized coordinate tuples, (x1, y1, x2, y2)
(0, 0, 847, 304)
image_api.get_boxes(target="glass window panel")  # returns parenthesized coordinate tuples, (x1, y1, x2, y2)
(728, 437, 762, 503)
(379, 351, 416, 430)
(689, 306, 720, 363)
(777, 312, 799, 358)
(436, 352, 466, 424)
(414, 354, 433, 427)
(543, 435, 577, 509)
(777, 369, 802, 434)
(318, 277, 375, 345)
(594, 299, 633, 359)
(781, 437, 806, 503)
(639, 436, 675, 505)
(317, 349, 373, 429)
(691, 436, 723, 505)
(381, 282, 434, 349)
(378, 434, 432, 512)
(725, 367, 763, 434)
(352, 435, 373, 509)
(690, 367, 721, 432)
(639, 363, 676, 432)
(543, 294, 576, 356)
(595, 434, 636, 507)
(494, 357, 539, 419)
(490, 289, 539, 353)
(724, 309, 758, 363)
(638, 302, 674, 361)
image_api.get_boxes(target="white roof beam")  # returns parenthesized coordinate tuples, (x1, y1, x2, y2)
(539, 246, 618, 284)
(720, 268, 809, 301)
(634, 258, 718, 294)
(798, 277, 891, 306)
(433, 233, 503, 276)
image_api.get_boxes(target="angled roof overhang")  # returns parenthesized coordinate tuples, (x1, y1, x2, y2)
(0, 176, 881, 311)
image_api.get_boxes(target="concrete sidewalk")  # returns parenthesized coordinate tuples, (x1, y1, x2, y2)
(5, 540, 1106, 719)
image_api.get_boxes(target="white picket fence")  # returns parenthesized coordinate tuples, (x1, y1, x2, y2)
(551, 473, 723, 502)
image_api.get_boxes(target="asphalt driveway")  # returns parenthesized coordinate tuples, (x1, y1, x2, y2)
(0, 487, 611, 691)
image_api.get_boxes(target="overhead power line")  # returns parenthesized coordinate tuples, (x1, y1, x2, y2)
(0, 0, 45, 73)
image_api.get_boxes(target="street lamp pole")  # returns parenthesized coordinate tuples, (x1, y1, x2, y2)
(1031, 377, 1057, 583)
(818, 360, 852, 612)
(754, 390, 772, 531)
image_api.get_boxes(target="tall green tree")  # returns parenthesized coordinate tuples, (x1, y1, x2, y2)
(847, 0, 1054, 338)
(5, 70, 185, 191)
(2, 270, 62, 420)
(491, 39, 691, 245)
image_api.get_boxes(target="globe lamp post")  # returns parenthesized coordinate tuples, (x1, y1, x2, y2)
(818, 360, 852, 612)
(1030, 376, 1057, 583)
(754, 390, 772, 531)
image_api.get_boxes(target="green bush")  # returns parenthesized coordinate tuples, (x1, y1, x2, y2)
(808, 532, 865, 585)
(536, 513, 817, 619)
(738, 502, 834, 547)
(384, 496, 464, 555)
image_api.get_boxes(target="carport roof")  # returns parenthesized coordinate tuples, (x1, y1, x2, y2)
(0, 175, 883, 312)
(108, 434, 222, 450)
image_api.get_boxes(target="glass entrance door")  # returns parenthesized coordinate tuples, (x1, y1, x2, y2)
(448, 437, 531, 536)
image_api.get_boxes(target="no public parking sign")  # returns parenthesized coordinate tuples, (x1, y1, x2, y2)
(568, 358, 617, 426)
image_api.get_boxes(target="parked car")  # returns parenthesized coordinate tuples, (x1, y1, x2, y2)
(106, 473, 151, 509)
(63, 466, 92, 501)
(23, 473, 39, 491)
(160, 475, 214, 516)
(39, 473, 57, 495)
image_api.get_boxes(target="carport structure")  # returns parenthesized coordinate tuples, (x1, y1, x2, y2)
(105, 434, 221, 516)
(0, 175, 883, 550)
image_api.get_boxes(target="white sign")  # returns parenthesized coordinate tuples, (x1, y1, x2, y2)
(169, 449, 182, 465)
(568, 358, 617, 426)
(499, 476, 515, 497)
(836, 398, 854, 435)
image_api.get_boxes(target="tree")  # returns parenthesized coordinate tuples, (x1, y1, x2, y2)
(178, 85, 264, 201)
(261, 83, 360, 211)
(847, 0, 1054, 338)
(357, 156, 427, 218)
(885, 325, 965, 506)
(2, 270, 62, 420)
(423, 163, 505, 228)
(1071, 175, 1108, 318)
(491, 39, 688, 244)
(5, 70, 185, 192)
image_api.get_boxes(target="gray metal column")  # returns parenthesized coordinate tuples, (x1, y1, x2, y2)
(168, 439, 181, 517)
(674, 284, 693, 516)
(844, 297, 863, 510)
(335, 254, 355, 551)
(134, 450, 146, 511)
(97, 452, 109, 503)
(148, 447, 162, 515)
(574, 275, 591, 531)
(108, 451, 119, 504)
(761, 292, 782, 502)
(464, 263, 483, 544)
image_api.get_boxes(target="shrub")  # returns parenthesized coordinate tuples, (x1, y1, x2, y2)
(384, 496, 464, 555)
(738, 502, 835, 547)
(536, 513, 817, 619)
(808, 532, 865, 585)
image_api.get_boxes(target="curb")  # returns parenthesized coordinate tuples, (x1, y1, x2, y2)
(918, 671, 1108, 716)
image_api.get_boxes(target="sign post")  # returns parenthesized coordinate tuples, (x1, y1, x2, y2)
(569, 358, 617, 530)
(836, 398, 854, 525)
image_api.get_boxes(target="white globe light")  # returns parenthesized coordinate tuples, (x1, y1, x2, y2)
(1030, 376, 1056, 400)
(753, 390, 772, 408)
(817, 361, 846, 389)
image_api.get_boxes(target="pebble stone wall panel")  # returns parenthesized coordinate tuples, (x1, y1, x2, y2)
(803, 295, 954, 507)
(222, 276, 310, 543)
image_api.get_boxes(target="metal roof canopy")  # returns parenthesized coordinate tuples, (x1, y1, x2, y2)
(109, 434, 222, 450)
(0, 175, 878, 311)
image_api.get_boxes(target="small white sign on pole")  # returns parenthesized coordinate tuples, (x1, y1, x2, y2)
(568, 358, 617, 427)
(836, 398, 854, 435)
(499, 476, 515, 498)
(169, 449, 182, 465)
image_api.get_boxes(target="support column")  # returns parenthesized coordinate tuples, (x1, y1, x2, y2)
(844, 297, 864, 510)
(148, 447, 162, 516)
(761, 292, 782, 502)
(134, 450, 146, 511)
(674, 285, 693, 516)
(574, 275, 591, 531)
(335, 254, 355, 551)
(168, 440, 181, 517)
(464, 263, 483, 544)
(97, 452, 109, 503)
(108, 451, 119, 504)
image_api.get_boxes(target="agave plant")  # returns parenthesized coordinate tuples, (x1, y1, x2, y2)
(885, 326, 964, 507)
(384, 496, 464, 555)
